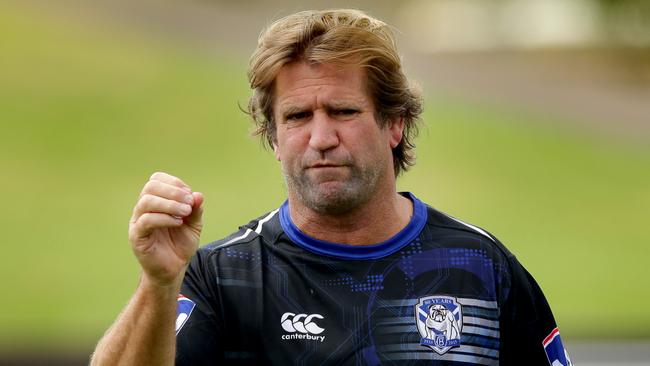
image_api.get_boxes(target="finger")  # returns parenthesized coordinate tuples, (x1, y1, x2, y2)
(131, 212, 184, 239)
(184, 192, 204, 227)
(140, 180, 194, 206)
(132, 194, 192, 221)
(149, 172, 191, 192)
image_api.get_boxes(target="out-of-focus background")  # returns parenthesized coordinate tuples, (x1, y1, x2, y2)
(1, 0, 648, 364)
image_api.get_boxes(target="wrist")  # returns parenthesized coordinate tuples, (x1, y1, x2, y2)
(139, 270, 185, 299)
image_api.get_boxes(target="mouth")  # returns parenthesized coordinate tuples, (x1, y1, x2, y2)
(304, 163, 350, 183)
(307, 162, 347, 169)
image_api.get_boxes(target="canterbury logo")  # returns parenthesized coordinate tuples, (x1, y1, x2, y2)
(280, 312, 325, 335)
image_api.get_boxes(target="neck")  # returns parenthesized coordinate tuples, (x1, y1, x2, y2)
(288, 186, 413, 246)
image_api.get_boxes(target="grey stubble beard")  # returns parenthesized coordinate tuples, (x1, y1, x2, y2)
(283, 162, 382, 216)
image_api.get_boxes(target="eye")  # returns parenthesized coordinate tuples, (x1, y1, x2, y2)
(285, 111, 311, 121)
(332, 109, 359, 118)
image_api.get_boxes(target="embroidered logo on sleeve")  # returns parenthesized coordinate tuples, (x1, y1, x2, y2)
(175, 294, 196, 335)
(543, 327, 572, 366)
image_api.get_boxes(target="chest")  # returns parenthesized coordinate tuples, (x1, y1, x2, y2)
(215, 250, 503, 365)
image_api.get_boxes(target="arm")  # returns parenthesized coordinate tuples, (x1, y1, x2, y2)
(90, 275, 181, 365)
(499, 257, 571, 365)
(90, 172, 204, 366)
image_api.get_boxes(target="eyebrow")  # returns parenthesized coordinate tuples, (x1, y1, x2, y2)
(279, 99, 364, 115)
(324, 100, 362, 110)
(279, 105, 308, 117)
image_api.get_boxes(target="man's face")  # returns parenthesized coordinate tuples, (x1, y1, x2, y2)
(272, 61, 403, 215)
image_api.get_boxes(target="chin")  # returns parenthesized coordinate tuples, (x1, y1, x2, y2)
(303, 184, 368, 215)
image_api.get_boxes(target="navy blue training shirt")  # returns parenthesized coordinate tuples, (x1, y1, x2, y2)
(175, 193, 571, 365)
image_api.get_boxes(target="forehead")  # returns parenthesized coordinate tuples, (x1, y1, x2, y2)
(273, 61, 371, 111)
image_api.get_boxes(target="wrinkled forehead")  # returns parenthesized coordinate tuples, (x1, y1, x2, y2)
(273, 61, 373, 112)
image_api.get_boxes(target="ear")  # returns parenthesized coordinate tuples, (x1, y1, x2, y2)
(273, 142, 281, 161)
(388, 117, 405, 148)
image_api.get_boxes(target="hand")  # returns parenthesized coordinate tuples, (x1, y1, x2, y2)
(128, 172, 204, 287)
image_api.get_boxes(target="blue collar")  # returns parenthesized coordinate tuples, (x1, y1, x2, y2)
(279, 193, 428, 260)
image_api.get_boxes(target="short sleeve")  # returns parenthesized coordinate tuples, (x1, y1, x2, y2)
(175, 248, 224, 365)
(499, 256, 572, 365)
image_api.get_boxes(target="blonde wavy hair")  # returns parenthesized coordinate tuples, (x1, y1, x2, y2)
(247, 9, 423, 176)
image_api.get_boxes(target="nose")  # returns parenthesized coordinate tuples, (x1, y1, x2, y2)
(308, 111, 339, 152)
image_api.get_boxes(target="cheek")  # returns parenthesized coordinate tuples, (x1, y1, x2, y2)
(275, 130, 306, 162)
(365, 128, 393, 154)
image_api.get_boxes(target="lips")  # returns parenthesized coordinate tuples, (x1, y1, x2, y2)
(310, 164, 342, 168)
(305, 159, 346, 168)
(306, 163, 350, 171)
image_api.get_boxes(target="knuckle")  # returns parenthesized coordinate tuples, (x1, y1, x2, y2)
(138, 213, 152, 227)
(141, 181, 156, 195)
(167, 200, 180, 212)
(150, 171, 165, 181)
(145, 180, 157, 190)
(175, 187, 189, 201)
(169, 186, 180, 199)
(129, 217, 146, 239)
(140, 193, 153, 205)
(173, 178, 186, 188)
(137, 194, 155, 211)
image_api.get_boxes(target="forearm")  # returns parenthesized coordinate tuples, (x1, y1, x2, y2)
(90, 274, 182, 366)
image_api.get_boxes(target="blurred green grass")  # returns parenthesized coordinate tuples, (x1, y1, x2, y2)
(1, 2, 648, 354)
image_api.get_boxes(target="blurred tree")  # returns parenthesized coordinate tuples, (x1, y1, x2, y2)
(599, 0, 650, 46)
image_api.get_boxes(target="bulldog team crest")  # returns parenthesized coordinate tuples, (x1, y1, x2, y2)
(415, 296, 463, 354)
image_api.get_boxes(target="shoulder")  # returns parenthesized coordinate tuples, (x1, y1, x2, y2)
(196, 208, 283, 258)
(417, 203, 532, 301)
(183, 208, 284, 292)
(421, 204, 516, 259)
(420, 204, 553, 310)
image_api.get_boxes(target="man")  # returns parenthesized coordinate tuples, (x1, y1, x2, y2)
(91, 9, 571, 366)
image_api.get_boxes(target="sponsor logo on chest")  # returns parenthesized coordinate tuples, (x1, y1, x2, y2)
(280, 312, 326, 343)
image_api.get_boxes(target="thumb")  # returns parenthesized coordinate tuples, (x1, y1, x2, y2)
(185, 191, 204, 227)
